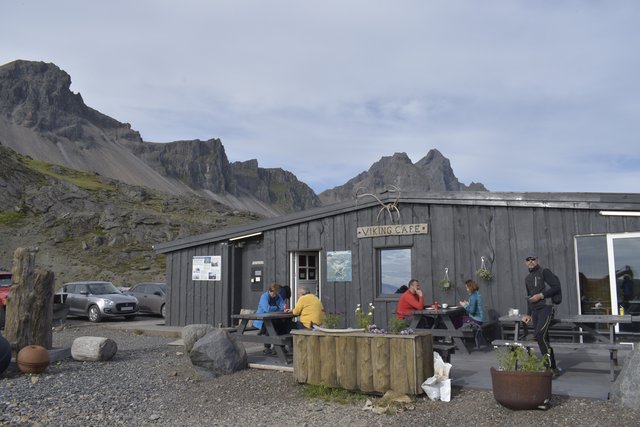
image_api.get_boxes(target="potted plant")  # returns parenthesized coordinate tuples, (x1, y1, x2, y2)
(490, 343, 552, 410)
(476, 256, 493, 281)
(439, 267, 451, 291)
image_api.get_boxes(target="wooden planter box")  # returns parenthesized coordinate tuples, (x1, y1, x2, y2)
(291, 329, 433, 395)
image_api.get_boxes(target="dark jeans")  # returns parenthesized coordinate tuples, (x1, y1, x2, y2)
(259, 319, 293, 348)
(532, 305, 556, 369)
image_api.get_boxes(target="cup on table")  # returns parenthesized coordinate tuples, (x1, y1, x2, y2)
(441, 303, 449, 309)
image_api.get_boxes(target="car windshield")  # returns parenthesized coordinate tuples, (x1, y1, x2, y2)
(0, 273, 11, 287)
(87, 283, 120, 295)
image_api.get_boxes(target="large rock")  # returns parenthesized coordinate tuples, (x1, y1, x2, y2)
(611, 346, 640, 408)
(182, 324, 216, 353)
(71, 336, 118, 361)
(189, 330, 247, 379)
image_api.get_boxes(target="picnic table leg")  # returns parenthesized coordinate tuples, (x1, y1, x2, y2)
(264, 320, 289, 364)
(237, 319, 249, 334)
(408, 315, 420, 330)
(441, 316, 470, 355)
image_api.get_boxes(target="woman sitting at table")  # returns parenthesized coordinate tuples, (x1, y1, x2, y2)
(254, 282, 291, 354)
(455, 279, 485, 328)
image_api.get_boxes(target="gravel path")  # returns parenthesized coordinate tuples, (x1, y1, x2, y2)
(1, 323, 639, 426)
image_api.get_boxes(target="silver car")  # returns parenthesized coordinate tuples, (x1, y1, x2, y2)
(127, 282, 167, 317)
(59, 281, 139, 322)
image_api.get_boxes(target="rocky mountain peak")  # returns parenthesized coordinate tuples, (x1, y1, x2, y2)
(318, 149, 487, 205)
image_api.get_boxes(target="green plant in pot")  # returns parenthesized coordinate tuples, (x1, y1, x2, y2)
(490, 343, 552, 410)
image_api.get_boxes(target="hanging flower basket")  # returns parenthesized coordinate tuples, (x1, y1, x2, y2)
(476, 256, 493, 281)
(439, 267, 452, 291)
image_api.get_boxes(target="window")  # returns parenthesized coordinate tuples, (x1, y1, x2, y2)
(298, 254, 317, 281)
(379, 248, 411, 294)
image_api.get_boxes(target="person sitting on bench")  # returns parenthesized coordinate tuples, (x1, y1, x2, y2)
(254, 282, 291, 354)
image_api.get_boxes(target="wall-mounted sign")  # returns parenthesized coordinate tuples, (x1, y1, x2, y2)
(250, 260, 264, 291)
(357, 223, 428, 238)
(326, 251, 352, 282)
(192, 255, 221, 281)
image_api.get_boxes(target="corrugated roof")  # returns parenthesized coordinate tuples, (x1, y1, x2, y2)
(153, 191, 640, 253)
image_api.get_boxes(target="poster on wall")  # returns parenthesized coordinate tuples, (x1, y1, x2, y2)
(326, 250, 352, 281)
(192, 255, 222, 281)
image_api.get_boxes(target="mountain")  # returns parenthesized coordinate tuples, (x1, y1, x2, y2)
(319, 151, 487, 205)
(0, 143, 260, 285)
(1, 59, 486, 215)
(0, 60, 320, 217)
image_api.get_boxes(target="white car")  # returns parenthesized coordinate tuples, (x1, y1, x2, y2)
(58, 281, 139, 322)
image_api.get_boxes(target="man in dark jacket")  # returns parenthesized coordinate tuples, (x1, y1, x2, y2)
(520, 254, 563, 378)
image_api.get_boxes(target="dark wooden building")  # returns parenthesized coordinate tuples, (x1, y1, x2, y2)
(154, 191, 640, 329)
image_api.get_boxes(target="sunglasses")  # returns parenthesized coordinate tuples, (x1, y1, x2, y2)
(525, 257, 537, 261)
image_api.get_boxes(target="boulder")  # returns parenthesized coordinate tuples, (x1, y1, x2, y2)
(182, 324, 216, 353)
(611, 346, 640, 409)
(71, 336, 118, 361)
(189, 329, 247, 379)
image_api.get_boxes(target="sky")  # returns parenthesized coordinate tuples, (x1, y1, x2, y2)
(1, 1, 639, 194)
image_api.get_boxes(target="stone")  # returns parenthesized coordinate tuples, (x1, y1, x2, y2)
(71, 336, 118, 361)
(181, 324, 216, 353)
(189, 329, 247, 379)
(610, 346, 640, 409)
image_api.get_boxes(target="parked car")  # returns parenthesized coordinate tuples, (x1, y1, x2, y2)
(126, 282, 167, 317)
(58, 281, 138, 322)
(0, 271, 10, 328)
(0, 271, 11, 307)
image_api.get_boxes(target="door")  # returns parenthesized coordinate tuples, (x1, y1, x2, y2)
(575, 232, 640, 332)
(290, 251, 321, 306)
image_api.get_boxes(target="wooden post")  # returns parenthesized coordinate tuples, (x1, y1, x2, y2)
(372, 335, 390, 392)
(3, 248, 55, 354)
(293, 334, 308, 383)
(357, 336, 374, 392)
(319, 335, 338, 387)
(336, 334, 357, 390)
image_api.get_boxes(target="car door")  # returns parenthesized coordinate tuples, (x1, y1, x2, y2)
(130, 284, 148, 312)
(65, 284, 86, 316)
(146, 285, 165, 314)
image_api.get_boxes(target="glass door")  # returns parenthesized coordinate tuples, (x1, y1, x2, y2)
(575, 232, 640, 333)
(607, 233, 640, 332)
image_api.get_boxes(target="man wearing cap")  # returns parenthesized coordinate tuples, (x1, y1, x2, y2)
(521, 254, 563, 378)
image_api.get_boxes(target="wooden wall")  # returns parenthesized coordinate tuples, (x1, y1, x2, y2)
(165, 201, 640, 328)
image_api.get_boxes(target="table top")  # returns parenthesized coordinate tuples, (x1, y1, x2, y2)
(231, 312, 294, 320)
(499, 314, 633, 324)
(411, 305, 466, 315)
(559, 314, 633, 324)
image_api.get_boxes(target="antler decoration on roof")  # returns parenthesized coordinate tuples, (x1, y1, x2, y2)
(354, 185, 401, 222)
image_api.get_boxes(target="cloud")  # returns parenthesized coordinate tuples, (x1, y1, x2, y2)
(1, 0, 639, 193)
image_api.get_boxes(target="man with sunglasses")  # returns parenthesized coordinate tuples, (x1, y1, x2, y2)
(521, 254, 563, 378)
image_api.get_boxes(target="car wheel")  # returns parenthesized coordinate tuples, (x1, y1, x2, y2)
(88, 305, 102, 323)
(161, 304, 166, 318)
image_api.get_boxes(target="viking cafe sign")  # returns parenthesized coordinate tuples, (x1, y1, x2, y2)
(357, 223, 428, 238)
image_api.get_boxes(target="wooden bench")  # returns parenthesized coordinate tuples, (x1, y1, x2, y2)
(491, 339, 633, 381)
(433, 342, 456, 363)
(500, 321, 588, 342)
(459, 319, 499, 349)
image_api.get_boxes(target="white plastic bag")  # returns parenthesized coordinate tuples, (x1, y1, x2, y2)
(421, 351, 453, 401)
(433, 351, 452, 379)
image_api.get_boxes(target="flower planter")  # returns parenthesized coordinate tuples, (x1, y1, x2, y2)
(291, 329, 433, 395)
(490, 367, 552, 410)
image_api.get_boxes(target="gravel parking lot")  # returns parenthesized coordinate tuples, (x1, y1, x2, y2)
(1, 319, 639, 426)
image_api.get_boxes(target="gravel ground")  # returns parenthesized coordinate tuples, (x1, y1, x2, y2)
(1, 323, 639, 427)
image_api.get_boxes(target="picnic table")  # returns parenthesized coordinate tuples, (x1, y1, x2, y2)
(408, 306, 471, 354)
(230, 312, 294, 364)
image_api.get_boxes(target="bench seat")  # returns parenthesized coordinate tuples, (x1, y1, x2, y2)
(433, 342, 456, 363)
